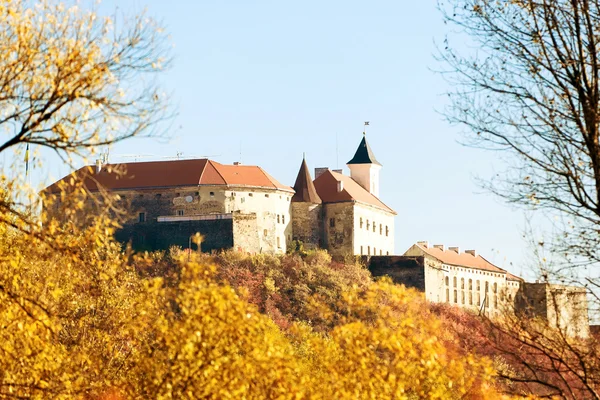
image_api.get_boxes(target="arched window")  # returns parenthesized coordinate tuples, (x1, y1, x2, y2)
(468, 279, 472, 290)
(485, 281, 489, 292)
(453, 277, 457, 287)
(493, 282, 497, 293)
(445, 276, 449, 286)
(461, 278, 465, 289)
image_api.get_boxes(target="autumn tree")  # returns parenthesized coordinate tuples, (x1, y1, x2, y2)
(439, 0, 600, 396)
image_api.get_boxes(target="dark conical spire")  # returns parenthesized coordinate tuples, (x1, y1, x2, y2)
(346, 134, 381, 166)
(292, 157, 322, 203)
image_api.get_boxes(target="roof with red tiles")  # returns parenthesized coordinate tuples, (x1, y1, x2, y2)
(413, 242, 507, 274)
(45, 159, 293, 193)
(292, 158, 321, 203)
(506, 272, 524, 282)
(313, 169, 395, 214)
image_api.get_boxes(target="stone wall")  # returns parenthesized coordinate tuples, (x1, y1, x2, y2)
(323, 202, 354, 257)
(114, 216, 234, 252)
(291, 203, 322, 249)
(516, 283, 590, 338)
(367, 256, 426, 291)
(232, 212, 260, 253)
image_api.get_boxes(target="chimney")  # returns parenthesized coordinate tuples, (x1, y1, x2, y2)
(433, 244, 445, 251)
(417, 241, 429, 248)
(448, 246, 461, 254)
(337, 180, 344, 192)
(332, 169, 343, 175)
(233, 161, 241, 166)
(465, 249, 477, 257)
(95, 158, 102, 173)
(314, 167, 329, 179)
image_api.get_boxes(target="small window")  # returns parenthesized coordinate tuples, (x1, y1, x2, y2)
(366, 220, 370, 230)
(446, 288, 450, 302)
(177, 210, 184, 216)
(277, 237, 281, 248)
(249, 193, 253, 197)
(277, 215, 280, 223)
(379, 249, 382, 255)
(453, 277, 457, 287)
(282, 215, 285, 224)
(372, 223, 376, 232)
(476, 280, 480, 291)
(241, 197, 245, 203)
(468, 279, 472, 290)
(138, 212, 146, 223)
(461, 291, 465, 304)
(477, 293, 481, 306)
(210, 192, 215, 197)
(485, 281, 489, 292)
(461, 278, 464, 289)
(367, 246, 370, 255)
(374, 247, 376, 255)
(454, 290, 458, 304)
(386, 226, 389, 237)
(195, 191, 200, 196)
(360, 217, 363, 229)
(380, 224, 382, 235)
(329, 218, 335, 228)
(265, 194, 269, 198)
(469, 292, 473, 305)
(386, 251, 389, 255)
(445, 276, 449, 286)
(493, 282, 497, 293)
(361, 245, 363, 255)
(263, 229, 268, 237)
(493, 295, 498, 308)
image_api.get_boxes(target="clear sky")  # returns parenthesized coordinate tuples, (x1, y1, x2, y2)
(40, 0, 535, 278)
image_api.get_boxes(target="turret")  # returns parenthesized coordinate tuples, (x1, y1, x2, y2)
(346, 134, 381, 197)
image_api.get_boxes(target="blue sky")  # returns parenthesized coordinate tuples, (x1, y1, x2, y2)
(39, 0, 535, 278)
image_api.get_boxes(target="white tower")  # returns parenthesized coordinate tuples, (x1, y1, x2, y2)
(346, 133, 382, 197)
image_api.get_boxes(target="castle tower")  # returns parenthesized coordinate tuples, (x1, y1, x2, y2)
(291, 157, 322, 249)
(347, 133, 382, 197)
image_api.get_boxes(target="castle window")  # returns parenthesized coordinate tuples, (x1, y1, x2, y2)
(485, 281, 489, 292)
(329, 218, 335, 228)
(386, 251, 389, 255)
(263, 229, 268, 237)
(445, 277, 449, 286)
(138, 212, 146, 223)
(277, 215, 280, 223)
(469, 292, 473, 305)
(453, 290, 457, 303)
(453, 277, 457, 287)
(249, 193, 253, 197)
(373, 223, 376, 232)
(493, 295, 498, 308)
(468, 279, 472, 290)
(360, 218, 363, 229)
(386, 226, 389, 237)
(210, 192, 215, 197)
(446, 288, 449, 302)
(282, 215, 285, 224)
(277, 237, 281, 248)
(461, 291, 465, 304)
(485, 295, 490, 307)
(461, 278, 464, 289)
(476, 280, 480, 291)
(380, 224, 383, 235)
(361, 246, 363, 255)
(374, 247, 376, 255)
(241, 197, 245, 203)
(493, 282, 497, 293)
(368, 246, 370, 255)
(366, 220, 370, 230)
(380, 249, 382, 255)
(195, 191, 200, 196)
(477, 293, 481, 306)
(177, 210, 184, 216)
(265, 194, 269, 198)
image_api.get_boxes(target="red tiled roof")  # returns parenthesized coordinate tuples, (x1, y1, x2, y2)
(414, 243, 506, 273)
(507, 272, 524, 282)
(313, 169, 395, 214)
(45, 159, 293, 193)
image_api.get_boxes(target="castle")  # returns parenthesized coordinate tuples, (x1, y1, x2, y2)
(45, 134, 590, 337)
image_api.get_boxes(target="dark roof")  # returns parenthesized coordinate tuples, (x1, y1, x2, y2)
(347, 135, 381, 166)
(292, 158, 321, 203)
(44, 159, 293, 193)
(313, 169, 395, 214)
